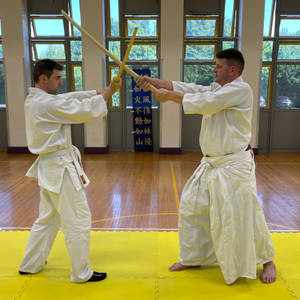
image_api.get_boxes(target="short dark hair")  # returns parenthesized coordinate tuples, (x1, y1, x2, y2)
(33, 59, 63, 83)
(216, 48, 245, 75)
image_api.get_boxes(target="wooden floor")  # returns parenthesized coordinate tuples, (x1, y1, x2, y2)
(0, 151, 299, 231)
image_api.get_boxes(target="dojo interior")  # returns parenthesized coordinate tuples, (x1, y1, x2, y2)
(0, 0, 300, 299)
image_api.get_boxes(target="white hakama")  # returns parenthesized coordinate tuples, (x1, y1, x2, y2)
(178, 150, 274, 284)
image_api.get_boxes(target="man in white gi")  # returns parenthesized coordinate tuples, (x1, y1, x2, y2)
(19, 59, 121, 283)
(138, 49, 276, 285)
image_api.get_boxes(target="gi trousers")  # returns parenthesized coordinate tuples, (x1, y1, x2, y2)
(178, 150, 274, 284)
(19, 167, 93, 282)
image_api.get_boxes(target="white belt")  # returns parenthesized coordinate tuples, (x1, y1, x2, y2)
(39, 146, 90, 187)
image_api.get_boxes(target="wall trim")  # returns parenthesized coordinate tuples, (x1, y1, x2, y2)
(7, 147, 30, 154)
(159, 147, 181, 154)
(84, 147, 109, 154)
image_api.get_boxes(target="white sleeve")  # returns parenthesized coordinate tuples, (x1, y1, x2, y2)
(56, 90, 98, 101)
(182, 81, 252, 115)
(172, 81, 211, 93)
(38, 91, 108, 124)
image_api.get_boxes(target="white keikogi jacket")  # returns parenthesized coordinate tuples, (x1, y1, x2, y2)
(24, 88, 107, 193)
(173, 76, 252, 156)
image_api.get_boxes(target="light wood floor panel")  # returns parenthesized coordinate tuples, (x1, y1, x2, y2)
(0, 152, 299, 231)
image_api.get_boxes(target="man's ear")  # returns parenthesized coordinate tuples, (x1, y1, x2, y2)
(39, 74, 48, 82)
(231, 65, 238, 74)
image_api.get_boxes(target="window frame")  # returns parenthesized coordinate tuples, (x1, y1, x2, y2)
(184, 42, 218, 62)
(105, 2, 161, 111)
(30, 16, 65, 37)
(261, 64, 272, 110)
(277, 41, 300, 61)
(124, 41, 159, 61)
(108, 64, 121, 109)
(184, 16, 219, 38)
(71, 64, 83, 91)
(29, 5, 83, 93)
(32, 41, 66, 61)
(124, 16, 159, 38)
(261, 0, 300, 109)
(183, 2, 239, 87)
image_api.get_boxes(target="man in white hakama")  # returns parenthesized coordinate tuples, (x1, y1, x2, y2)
(19, 59, 121, 283)
(138, 49, 276, 284)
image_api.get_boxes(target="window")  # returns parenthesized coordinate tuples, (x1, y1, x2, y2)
(223, 0, 237, 37)
(108, 65, 120, 108)
(125, 16, 158, 37)
(278, 43, 300, 60)
(31, 17, 65, 36)
(260, 65, 272, 108)
(71, 65, 83, 91)
(32, 42, 66, 61)
(263, 0, 276, 37)
(275, 65, 300, 109)
(260, 0, 300, 109)
(279, 17, 300, 37)
(106, 0, 160, 108)
(184, 43, 217, 61)
(185, 17, 219, 37)
(183, 0, 238, 86)
(29, 0, 82, 93)
(127, 42, 158, 61)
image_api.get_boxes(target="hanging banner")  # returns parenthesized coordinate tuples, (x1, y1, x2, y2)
(132, 68, 153, 151)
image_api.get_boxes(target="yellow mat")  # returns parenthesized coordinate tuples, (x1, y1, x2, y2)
(0, 231, 299, 300)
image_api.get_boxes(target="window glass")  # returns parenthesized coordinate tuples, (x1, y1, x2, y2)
(128, 43, 157, 61)
(71, 40, 82, 61)
(70, 0, 81, 36)
(0, 44, 2, 59)
(110, 66, 120, 108)
(279, 18, 300, 37)
(72, 66, 83, 91)
(278, 43, 300, 60)
(185, 44, 216, 61)
(33, 43, 66, 60)
(260, 66, 271, 108)
(126, 18, 157, 37)
(223, 0, 235, 37)
(275, 65, 300, 108)
(0, 19, 2, 36)
(0, 64, 5, 105)
(33, 18, 65, 36)
(109, 0, 119, 37)
(126, 64, 158, 108)
(108, 41, 120, 62)
(222, 41, 235, 50)
(263, 0, 274, 36)
(185, 17, 218, 37)
(262, 41, 273, 61)
(183, 64, 215, 86)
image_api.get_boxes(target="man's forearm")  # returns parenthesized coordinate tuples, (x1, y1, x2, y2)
(167, 90, 183, 104)
(150, 78, 174, 90)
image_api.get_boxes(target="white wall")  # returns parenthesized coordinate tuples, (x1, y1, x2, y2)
(160, 0, 184, 149)
(0, 0, 29, 148)
(81, 0, 107, 148)
(239, 0, 265, 148)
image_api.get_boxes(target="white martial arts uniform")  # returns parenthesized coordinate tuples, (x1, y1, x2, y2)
(19, 87, 107, 282)
(173, 77, 274, 284)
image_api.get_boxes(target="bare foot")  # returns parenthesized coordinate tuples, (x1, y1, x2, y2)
(168, 262, 200, 272)
(260, 261, 276, 283)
